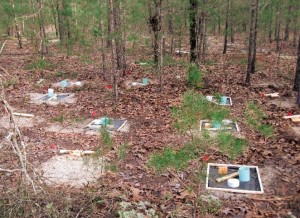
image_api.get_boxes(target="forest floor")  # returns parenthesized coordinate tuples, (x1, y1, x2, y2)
(0, 36, 299, 217)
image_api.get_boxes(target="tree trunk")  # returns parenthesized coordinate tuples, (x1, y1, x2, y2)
(284, 4, 292, 41)
(189, 0, 197, 62)
(159, 36, 165, 92)
(293, 36, 300, 93)
(11, 0, 22, 49)
(245, 0, 258, 85)
(114, 0, 122, 70)
(148, 0, 162, 67)
(108, 0, 118, 103)
(250, 0, 258, 74)
(57, 0, 65, 44)
(268, 4, 273, 43)
(51, 0, 59, 38)
(223, 0, 230, 54)
(218, 15, 221, 34)
(38, 0, 48, 59)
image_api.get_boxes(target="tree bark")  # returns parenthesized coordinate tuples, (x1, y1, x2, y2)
(250, 0, 259, 74)
(293, 36, 300, 93)
(11, 0, 22, 49)
(189, 0, 197, 62)
(284, 4, 292, 41)
(108, 0, 118, 103)
(57, 0, 65, 44)
(223, 0, 230, 54)
(37, 0, 48, 59)
(148, 0, 163, 67)
(245, 0, 258, 85)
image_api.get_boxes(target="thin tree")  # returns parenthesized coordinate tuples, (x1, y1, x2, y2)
(189, 0, 197, 62)
(10, 0, 22, 49)
(284, 1, 292, 41)
(108, 0, 118, 103)
(148, 0, 163, 67)
(251, 0, 259, 74)
(294, 36, 300, 106)
(223, 0, 231, 54)
(245, 0, 259, 85)
(37, 0, 48, 59)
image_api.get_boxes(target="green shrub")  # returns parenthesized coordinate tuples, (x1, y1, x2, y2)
(172, 91, 229, 134)
(149, 144, 196, 172)
(217, 132, 247, 159)
(25, 59, 54, 70)
(187, 64, 203, 88)
(245, 101, 274, 137)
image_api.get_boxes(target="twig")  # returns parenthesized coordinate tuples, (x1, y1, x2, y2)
(0, 167, 22, 173)
(246, 196, 294, 202)
(0, 85, 38, 193)
(0, 40, 7, 55)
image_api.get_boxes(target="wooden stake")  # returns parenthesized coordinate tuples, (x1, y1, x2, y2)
(216, 171, 239, 183)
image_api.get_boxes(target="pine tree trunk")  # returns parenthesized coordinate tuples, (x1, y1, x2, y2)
(293, 36, 300, 92)
(245, 0, 257, 85)
(57, 0, 65, 44)
(268, 5, 273, 43)
(250, 0, 258, 74)
(38, 0, 48, 59)
(108, 0, 118, 103)
(114, 0, 122, 70)
(159, 36, 164, 92)
(51, 0, 59, 38)
(11, 0, 22, 49)
(223, 0, 230, 54)
(189, 0, 197, 62)
(284, 5, 292, 41)
(148, 0, 162, 67)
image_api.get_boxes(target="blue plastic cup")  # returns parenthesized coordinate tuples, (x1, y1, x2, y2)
(142, 78, 148, 85)
(239, 166, 250, 182)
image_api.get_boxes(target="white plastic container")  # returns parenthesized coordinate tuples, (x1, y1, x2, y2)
(48, 88, 54, 97)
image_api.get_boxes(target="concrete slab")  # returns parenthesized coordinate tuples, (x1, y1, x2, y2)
(45, 119, 130, 135)
(30, 93, 76, 105)
(53, 80, 84, 88)
(0, 114, 42, 129)
(39, 155, 105, 187)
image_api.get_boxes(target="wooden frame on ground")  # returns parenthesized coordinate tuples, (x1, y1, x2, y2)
(206, 163, 264, 194)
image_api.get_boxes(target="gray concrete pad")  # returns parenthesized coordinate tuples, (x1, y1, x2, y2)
(0, 115, 42, 129)
(30, 93, 76, 106)
(39, 155, 105, 187)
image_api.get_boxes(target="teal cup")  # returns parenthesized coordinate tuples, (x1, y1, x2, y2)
(239, 166, 250, 182)
(213, 121, 221, 128)
(220, 96, 227, 105)
(142, 78, 148, 85)
(61, 80, 69, 88)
